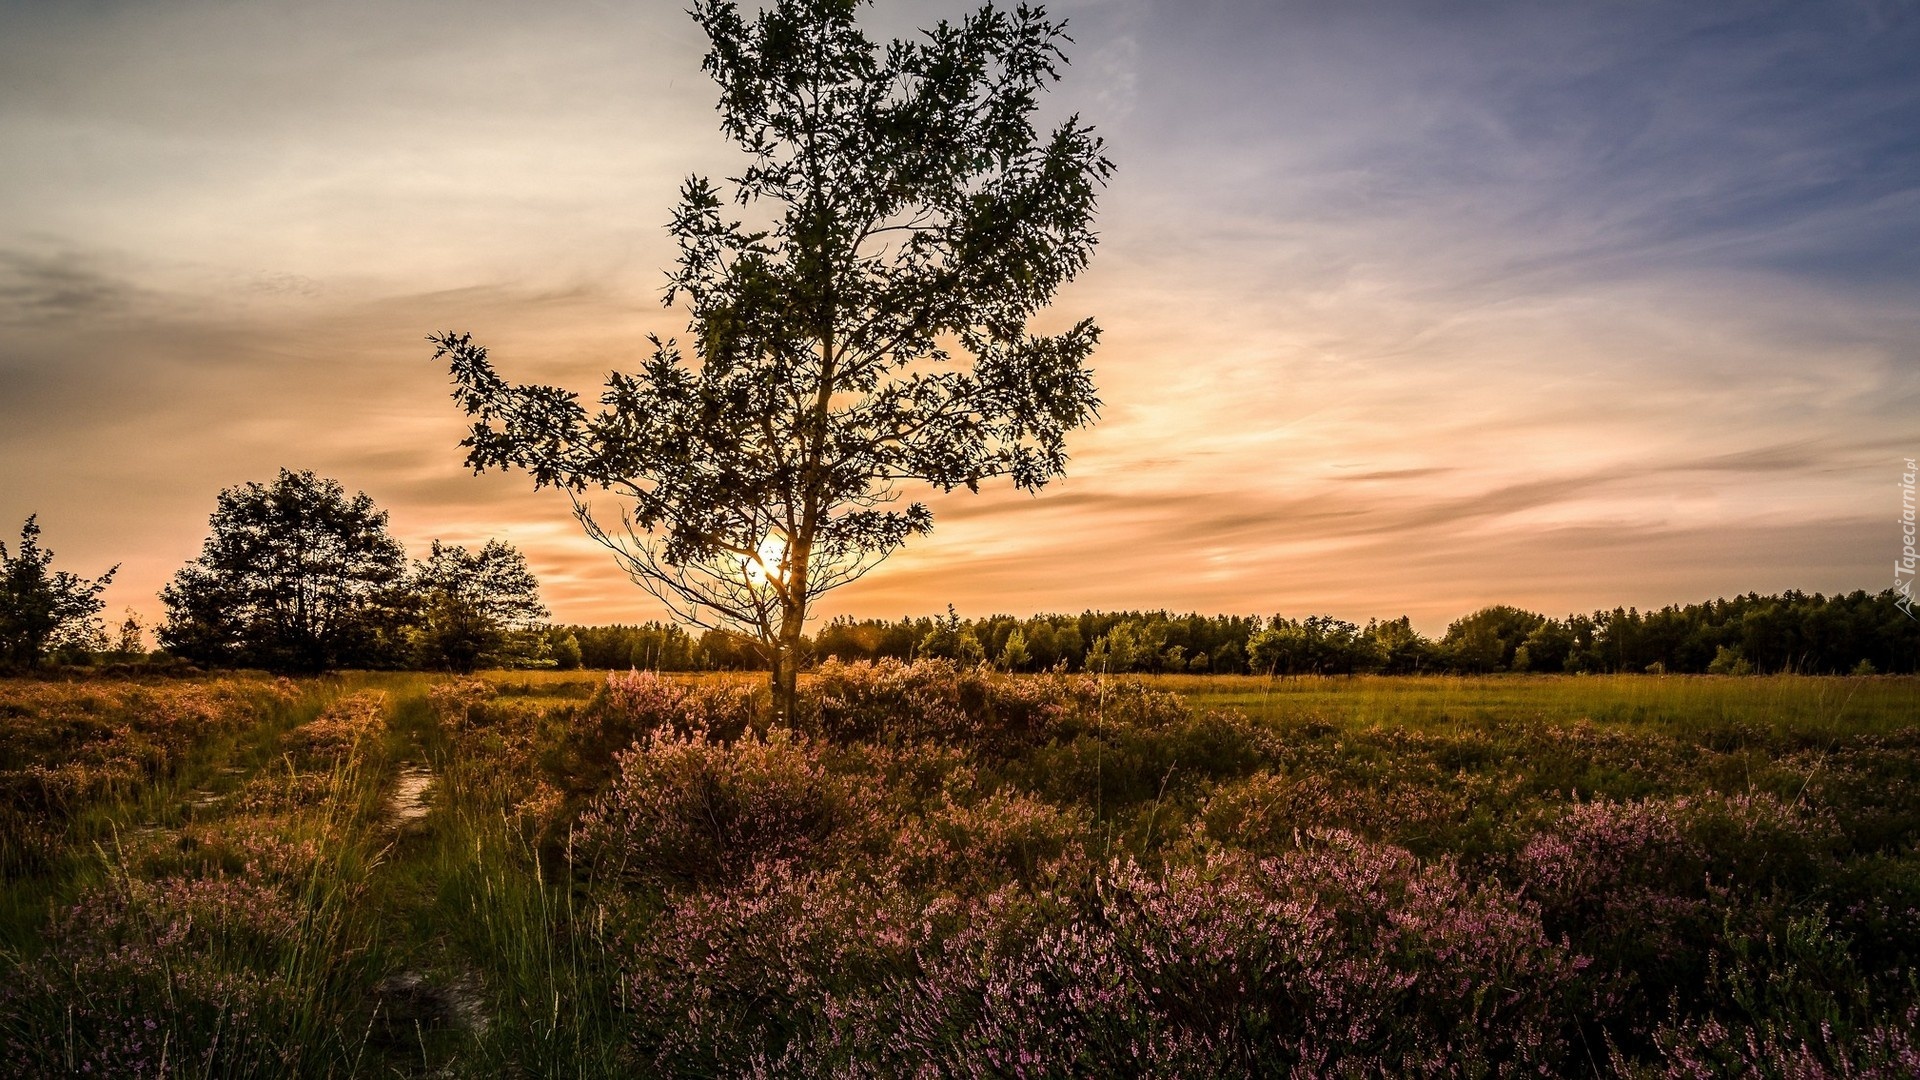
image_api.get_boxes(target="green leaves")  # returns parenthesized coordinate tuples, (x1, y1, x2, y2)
(159, 470, 410, 673)
(411, 539, 549, 673)
(0, 515, 117, 670)
(435, 0, 1109, 673)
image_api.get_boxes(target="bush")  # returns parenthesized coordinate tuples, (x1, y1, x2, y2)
(613, 860, 929, 1074)
(803, 658, 1071, 750)
(614, 833, 1584, 1077)
(870, 837, 1581, 1077)
(1014, 705, 1271, 817)
(0, 837, 368, 1079)
(286, 691, 387, 763)
(890, 788, 1091, 891)
(1198, 766, 1477, 852)
(577, 725, 869, 887)
(1514, 793, 1846, 1048)
(1627, 1006, 1920, 1078)
(555, 671, 759, 796)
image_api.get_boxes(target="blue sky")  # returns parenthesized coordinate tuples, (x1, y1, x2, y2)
(1, 0, 1915, 632)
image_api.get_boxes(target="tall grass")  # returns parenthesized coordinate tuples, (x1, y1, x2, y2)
(1, 667, 1916, 1076)
(1165, 672, 1917, 737)
(0, 679, 418, 1077)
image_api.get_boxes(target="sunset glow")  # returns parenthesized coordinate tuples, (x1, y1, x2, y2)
(744, 531, 789, 589)
(2, 0, 1914, 634)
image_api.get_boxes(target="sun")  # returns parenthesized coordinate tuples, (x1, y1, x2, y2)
(743, 529, 789, 587)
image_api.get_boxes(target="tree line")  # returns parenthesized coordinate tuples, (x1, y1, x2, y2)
(7, 473, 1917, 675)
(539, 592, 1919, 675)
(3, 470, 548, 674)
(793, 597, 1920, 675)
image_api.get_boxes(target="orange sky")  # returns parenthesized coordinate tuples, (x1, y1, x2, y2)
(2, 1, 1915, 636)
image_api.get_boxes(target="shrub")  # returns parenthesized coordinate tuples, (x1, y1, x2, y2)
(556, 671, 759, 795)
(286, 691, 386, 762)
(426, 676, 499, 727)
(577, 725, 868, 887)
(1626, 1006, 1920, 1078)
(1515, 793, 1845, 1048)
(1014, 706, 1271, 815)
(614, 860, 929, 1075)
(890, 788, 1091, 891)
(804, 658, 1071, 750)
(1197, 763, 1496, 854)
(876, 837, 1581, 1077)
(608, 833, 1583, 1077)
(0, 866, 359, 1077)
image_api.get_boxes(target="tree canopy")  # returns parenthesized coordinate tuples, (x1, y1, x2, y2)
(0, 516, 117, 670)
(434, 0, 1110, 716)
(411, 539, 549, 673)
(805, 591, 1920, 676)
(159, 470, 411, 673)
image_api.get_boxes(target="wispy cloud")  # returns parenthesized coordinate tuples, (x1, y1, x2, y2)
(0, 0, 1913, 633)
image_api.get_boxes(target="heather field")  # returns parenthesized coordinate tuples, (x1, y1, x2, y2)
(2, 667, 1918, 1077)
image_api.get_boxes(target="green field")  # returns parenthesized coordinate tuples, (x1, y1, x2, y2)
(2, 667, 1916, 1076)
(480, 669, 1919, 731)
(1168, 672, 1916, 734)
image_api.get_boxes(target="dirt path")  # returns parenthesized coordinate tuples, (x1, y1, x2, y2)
(360, 688, 495, 1071)
(387, 763, 434, 828)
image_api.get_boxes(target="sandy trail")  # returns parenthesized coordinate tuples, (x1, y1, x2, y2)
(388, 763, 434, 826)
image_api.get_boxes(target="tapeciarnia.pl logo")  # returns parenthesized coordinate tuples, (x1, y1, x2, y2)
(1899, 458, 1917, 620)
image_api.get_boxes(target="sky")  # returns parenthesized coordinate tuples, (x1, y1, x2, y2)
(2, 0, 1917, 636)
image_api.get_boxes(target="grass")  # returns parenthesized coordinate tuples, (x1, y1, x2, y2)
(472, 667, 1918, 737)
(0, 667, 1916, 1076)
(1165, 671, 1917, 736)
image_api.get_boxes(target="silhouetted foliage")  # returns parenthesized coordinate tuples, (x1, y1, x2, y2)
(1440, 605, 1545, 673)
(1248, 615, 1373, 675)
(805, 591, 1920, 676)
(432, 0, 1110, 718)
(410, 540, 550, 673)
(553, 623, 704, 671)
(0, 516, 116, 670)
(1364, 616, 1436, 674)
(534, 591, 1918, 676)
(110, 609, 145, 660)
(917, 605, 986, 664)
(159, 470, 411, 673)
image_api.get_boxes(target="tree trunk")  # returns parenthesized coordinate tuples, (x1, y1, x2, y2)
(771, 521, 813, 727)
(771, 614, 803, 725)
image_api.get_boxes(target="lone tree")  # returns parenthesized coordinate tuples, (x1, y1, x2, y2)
(0, 516, 117, 670)
(410, 539, 549, 673)
(433, 0, 1110, 717)
(160, 470, 411, 673)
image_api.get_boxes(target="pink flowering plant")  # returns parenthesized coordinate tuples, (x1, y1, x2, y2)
(5, 662, 1919, 1076)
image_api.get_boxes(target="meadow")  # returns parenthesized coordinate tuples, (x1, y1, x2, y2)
(1, 665, 1916, 1077)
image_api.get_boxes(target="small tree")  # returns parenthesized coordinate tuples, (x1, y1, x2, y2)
(997, 626, 1030, 671)
(1246, 616, 1369, 676)
(918, 605, 986, 664)
(160, 470, 411, 673)
(433, 0, 1108, 718)
(1440, 605, 1546, 673)
(411, 539, 550, 673)
(112, 609, 145, 658)
(547, 628, 584, 671)
(0, 516, 117, 670)
(1363, 616, 1433, 675)
(1515, 618, 1575, 673)
(1707, 645, 1753, 676)
(1087, 621, 1160, 674)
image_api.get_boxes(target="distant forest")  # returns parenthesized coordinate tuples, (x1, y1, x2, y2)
(552, 589, 1920, 676)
